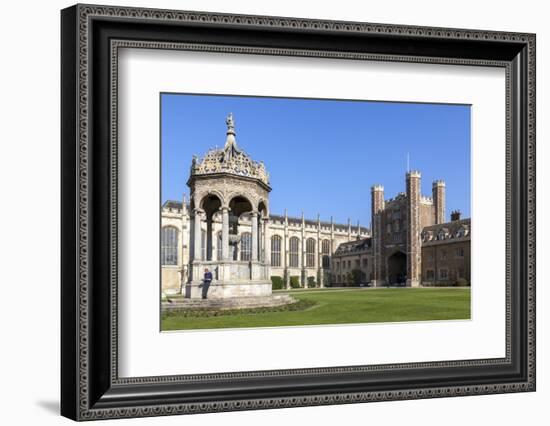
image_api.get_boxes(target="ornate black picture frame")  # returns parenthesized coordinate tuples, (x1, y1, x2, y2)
(61, 4, 536, 421)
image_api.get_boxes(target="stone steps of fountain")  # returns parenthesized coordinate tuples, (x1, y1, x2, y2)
(162, 294, 296, 310)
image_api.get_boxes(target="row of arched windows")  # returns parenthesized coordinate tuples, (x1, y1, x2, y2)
(162, 226, 333, 268)
(270, 236, 331, 269)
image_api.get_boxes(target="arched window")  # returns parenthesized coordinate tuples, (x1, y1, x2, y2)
(289, 237, 300, 267)
(240, 232, 252, 261)
(321, 239, 331, 269)
(161, 226, 178, 265)
(306, 238, 316, 267)
(201, 229, 206, 261)
(271, 235, 281, 267)
(216, 232, 222, 260)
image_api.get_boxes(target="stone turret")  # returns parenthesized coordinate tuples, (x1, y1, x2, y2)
(371, 184, 385, 287)
(432, 179, 446, 224)
(406, 171, 421, 287)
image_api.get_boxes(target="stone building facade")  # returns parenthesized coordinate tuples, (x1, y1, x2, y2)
(161, 200, 368, 293)
(331, 238, 373, 286)
(161, 114, 470, 294)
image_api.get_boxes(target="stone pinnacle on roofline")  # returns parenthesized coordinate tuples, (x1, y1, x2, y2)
(225, 112, 237, 146)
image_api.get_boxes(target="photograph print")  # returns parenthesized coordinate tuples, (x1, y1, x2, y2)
(160, 93, 471, 331)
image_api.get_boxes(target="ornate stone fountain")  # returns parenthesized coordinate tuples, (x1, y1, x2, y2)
(182, 113, 282, 302)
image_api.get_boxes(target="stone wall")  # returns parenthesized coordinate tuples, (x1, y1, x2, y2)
(161, 267, 181, 293)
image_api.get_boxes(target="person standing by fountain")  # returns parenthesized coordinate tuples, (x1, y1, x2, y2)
(202, 268, 213, 299)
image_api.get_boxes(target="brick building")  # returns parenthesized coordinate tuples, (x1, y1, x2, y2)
(420, 212, 471, 285)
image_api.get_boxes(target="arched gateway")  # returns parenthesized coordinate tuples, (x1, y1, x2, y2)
(184, 113, 273, 299)
(387, 251, 407, 285)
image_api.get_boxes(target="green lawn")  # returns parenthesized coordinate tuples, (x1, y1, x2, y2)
(161, 287, 470, 331)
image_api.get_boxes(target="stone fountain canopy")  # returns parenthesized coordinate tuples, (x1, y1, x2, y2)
(189, 112, 270, 189)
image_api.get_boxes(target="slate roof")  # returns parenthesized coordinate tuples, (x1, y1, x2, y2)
(333, 238, 372, 256)
(162, 200, 184, 210)
(421, 218, 471, 245)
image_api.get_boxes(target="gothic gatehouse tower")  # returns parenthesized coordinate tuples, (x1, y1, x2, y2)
(370, 171, 446, 287)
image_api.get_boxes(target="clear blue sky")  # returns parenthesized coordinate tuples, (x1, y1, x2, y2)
(161, 93, 470, 227)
